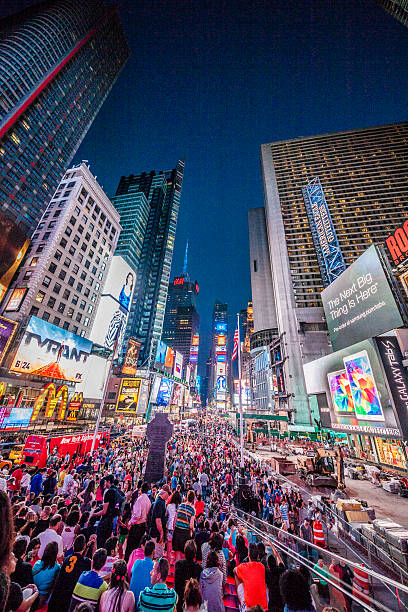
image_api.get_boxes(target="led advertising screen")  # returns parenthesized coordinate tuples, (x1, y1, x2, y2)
(75, 355, 108, 400)
(90, 255, 135, 353)
(322, 245, 404, 351)
(304, 338, 400, 438)
(122, 338, 141, 376)
(216, 323, 227, 332)
(156, 378, 174, 407)
(150, 376, 162, 404)
(192, 334, 199, 346)
(217, 354, 226, 362)
(165, 347, 175, 368)
(343, 351, 384, 421)
(217, 375, 226, 393)
(327, 370, 354, 413)
(0, 211, 30, 304)
(0, 316, 18, 365)
(156, 340, 167, 364)
(385, 219, 408, 267)
(217, 334, 226, 346)
(0, 406, 33, 429)
(4, 287, 27, 312)
(173, 351, 183, 379)
(10, 316, 92, 382)
(116, 378, 141, 414)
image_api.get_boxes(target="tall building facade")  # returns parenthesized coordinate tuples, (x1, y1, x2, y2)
(373, 0, 408, 27)
(0, 0, 129, 235)
(1, 163, 120, 336)
(112, 161, 184, 366)
(208, 301, 229, 408)
(261, 122, 408, 430)
(162, 275, 200, 365)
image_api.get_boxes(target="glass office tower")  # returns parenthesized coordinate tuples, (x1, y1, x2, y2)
(0, 0, 129, 235)
(112, 161, 184, 366)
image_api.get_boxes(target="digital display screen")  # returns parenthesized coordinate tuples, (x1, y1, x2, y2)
(156, 378, 174, 407)
(327, 370, 354, 413)
(343, 350, 385, 421)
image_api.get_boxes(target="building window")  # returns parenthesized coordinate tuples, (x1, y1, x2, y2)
(254, 260, 257, 272)
(53, 282, 61, 294)
(23, 270, 33, 281)
(77, 282, 83, 292)
(72, 295, 79, 305)
(42, 311, 50, 321)
(84, 288, 90, 297)
(36, 244, 45, 253)
(68, 276, 75, 287)
(75, 206, 80, 216)
(47, 297, 56, 308)
(98, 272, 103, 280)
(78, 225, 84, 234)
(43, 232, 50, 240)
(58, 270, 66, 281)
(67, 308, 74, 318)
(60, 238, 67, 248)
(73, 235, 80, 245)
(76, 313, 82, 323)
(57, 302, 65, 314)
(72, 326, 78, 334)
(62, 321, 69, 330)
(73, 264, 79, 274)
(80, 271, 86, 281)
(53, 317, 60, 326)
(79, 329, 86, 337)
(42, 276, 51, 287)
(78, 253, 83, 263)
(30, 257, 38, 267)
(29, 306, 39, 316)
(69, 246, 76, 256)
(91, 293, 97, 302)
(36, 290, 45, 303)
(79, 300, 86, 310)
(53, 210, 61, 218)
(81, 242, 87, 252)
(48, 262, 57, 273)
(85, 260, 90, 269)
(65, 227, 72, 237)
(83, 317, 90, 327)
(63, 289, 70, 300)
(92, 266, 97, 275)
(87, 305, 93, 314)
(54, 250, 62, 261)
(69, 216, 76, 226)
(64, 257, 71, 268)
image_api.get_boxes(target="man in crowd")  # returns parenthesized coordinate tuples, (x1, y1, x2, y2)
(48, 535, 91, 612)
(138, 557, 177, 612)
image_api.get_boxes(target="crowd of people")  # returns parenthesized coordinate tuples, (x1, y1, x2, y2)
(0, 420, 364, 612)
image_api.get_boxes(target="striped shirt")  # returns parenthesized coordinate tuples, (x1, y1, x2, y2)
(69, 570, 108, 611)
(280, 503, 289, 522)
(175, 503, 195, 530)
(138, 582, 177, 612)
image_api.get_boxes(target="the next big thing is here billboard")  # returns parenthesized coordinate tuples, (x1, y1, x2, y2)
(322, 245, 404, 352)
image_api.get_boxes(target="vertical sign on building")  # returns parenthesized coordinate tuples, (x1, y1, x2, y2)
(302, 177, 346, 287)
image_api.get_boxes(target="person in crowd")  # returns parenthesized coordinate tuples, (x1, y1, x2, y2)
(48, 535, 91, 612)
(126, 483, 151, 562)
(129, 540, 155, 609)
(69, 548, 108, 612)
(91, 475, 117, 549)
(78, 480, 96, 515)
(174, 540, 202, 612)
(99, 537, 119, 578)
(38, 513, 64, 560)
(313, 558, 331, 605)
(10, 539, 34, 589)
(199, 551, 224, 612)
(194, 519, 210, 563)
(167, 490, 182, 558)
(62, 510, 80, 553)
(127, 534, 150, 580)
(33, 540, 61, 607)
(234, 543, 268, 611)
(173, 490, 196, 563)
(149, 486, 170, 558)
(279, 569, 315, 612)
(100, 559, 134, 612)
(203, 534, 226, 586)
(138, 557, 177, 612)
(265, 548, 285, 612)
(30, 469, 45, 496)
(183, 578, 203, 612)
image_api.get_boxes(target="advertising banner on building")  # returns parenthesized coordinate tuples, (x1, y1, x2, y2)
(173, 351, 183, 379)
(90, 256, 135, 354)
(4, 287, 27, 312)
(165, 347, 175, 369)
(0, 406, 33, 429)
(75, 355, 108, 400)
(322, 245, 404, 351)
(116, 378, 141, 414)
(215, 323, 227, 332)
(0, 315, 18, 365)
(303, 338, 401, 438)
(156, 340, 167, 364)
(376, 336, 408, 440)
(10, 316, 92, 382)
(136, 378, 150, 415)
(150, 376, 162, 404)
(122, 338, 141, 376)
(0, 211, 30, 304)
(385, 219, 408, 267)
(156, 378, 174, 407)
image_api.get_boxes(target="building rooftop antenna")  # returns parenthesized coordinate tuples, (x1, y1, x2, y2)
(183, 239, 189, 278)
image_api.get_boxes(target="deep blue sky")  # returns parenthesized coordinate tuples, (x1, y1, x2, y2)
(71, 0, 408, 372)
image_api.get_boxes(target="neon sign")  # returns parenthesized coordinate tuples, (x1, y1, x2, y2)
(174, 277, 185, 285)
(32, 383, 68, 421)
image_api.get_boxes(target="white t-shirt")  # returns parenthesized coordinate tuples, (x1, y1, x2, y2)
(38, 528, 63, 558)
(167, 503, 177, 531)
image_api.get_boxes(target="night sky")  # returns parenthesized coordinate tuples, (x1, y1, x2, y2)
(42, 1, 408, 371)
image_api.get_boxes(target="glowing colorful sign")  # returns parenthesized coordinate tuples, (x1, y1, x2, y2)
(385, 219, 408, 266)
(174, 277, 185, 285)
(122, 338, 141, 376)
(0, 316, 17, 366)
(4, 287, 27, 312)
(192, 334, 199, 346)
(116, 378, 141, 414)
(31, 383, 69, 421)
(217, 334, 226, 346)
(66, 392, 83, 422)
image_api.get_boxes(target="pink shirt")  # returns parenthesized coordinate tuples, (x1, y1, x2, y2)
(129, 493, 151, 526)
(127, 548, 144, 579)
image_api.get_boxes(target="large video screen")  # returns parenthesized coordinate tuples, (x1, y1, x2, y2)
(10, 316, 92, 382)
(343, 351, 384, 421)
(0, 406, 33, 429)
(327, 370, 354, 413)
(156, 378, 174, 407)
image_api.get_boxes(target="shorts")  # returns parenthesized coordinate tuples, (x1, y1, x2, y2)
(172, 526, 191, 553)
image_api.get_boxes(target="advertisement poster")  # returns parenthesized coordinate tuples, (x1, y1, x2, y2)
(122, 338, 141, 376)
(135, 378, 150, 415)
(0, 406, 34, 429)
(0, 211, 30, 304)
(0, 315, 18, 365)
(156, 378, 174, 407)
(150, 376, 162, 404)
(165, 347, 175, 368)
(173, 351, 183, 379)
(116, 378, 141, 413)
(75, 355, 108, 400)
(376, 336, 408, 440)
(10, 316, 92, 382)
(327, 370, 354, 413)
(90, 256, 135, 354)
(156, 340, 167, 364)
(4, 287, 27, 312)
(321, 245, 404, 351)
(304, 338, 401, 438)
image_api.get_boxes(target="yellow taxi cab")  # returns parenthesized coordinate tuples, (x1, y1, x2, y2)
(9, 444, 24, 464)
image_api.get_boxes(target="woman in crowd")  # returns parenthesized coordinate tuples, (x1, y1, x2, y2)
(172, 490, 196, 563)
(100, 559, 134, 612)
(33, 541, 60, 607)
(200, 551, 225, 612)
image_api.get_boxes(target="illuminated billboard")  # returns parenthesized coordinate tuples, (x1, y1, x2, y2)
(192, 334, 199, 346)
(165, 346, 175, 368)
(10, 316, 92, 382)
(122, 338, 141, 376)
(0, 316, 18, 365)
(322, 245, 404, 352)
(156, 378, 174, 407)
(385, 219, 408, 267)
(304, 338, 401, 438)
(173, 351, 183, 379)
(4, 287, 27, 312)
(0, 211, 30, 304)
(90, 255, 135, 354)
(0, 406, 33, 430)
(216, 323, 227, 332)
(116, 378, 141, 414)
(215, 346, 227, 353)
(217, 334, 226, 346)
(150, 376, 162, 404)
(156, 340, 167, 364)
(75, 355, 108, 400)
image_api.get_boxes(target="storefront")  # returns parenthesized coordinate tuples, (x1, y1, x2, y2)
(374, 437, 407, 470)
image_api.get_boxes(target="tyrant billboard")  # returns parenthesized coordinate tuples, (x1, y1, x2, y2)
(10, 316, 92, 382)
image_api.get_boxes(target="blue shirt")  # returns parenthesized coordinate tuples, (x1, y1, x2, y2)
(130, 557, 154, 609)
(33, 560, 60, 595)
(30, 473, 43, 494)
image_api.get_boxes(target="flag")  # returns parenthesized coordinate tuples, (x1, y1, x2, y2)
(232, 326, 239, 361)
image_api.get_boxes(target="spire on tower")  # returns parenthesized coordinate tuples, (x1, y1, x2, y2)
(183, 239, 189, 278)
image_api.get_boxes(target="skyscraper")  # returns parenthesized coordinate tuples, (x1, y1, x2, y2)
(260, 122, 408, 430)
(0, 0, 129, 235)
(1, 163, 121, 337)
(373, 0, 408, 27)
(112, 161, 184, 366)
(208, 301, 229, 408)
(162, 274, 200, 366)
